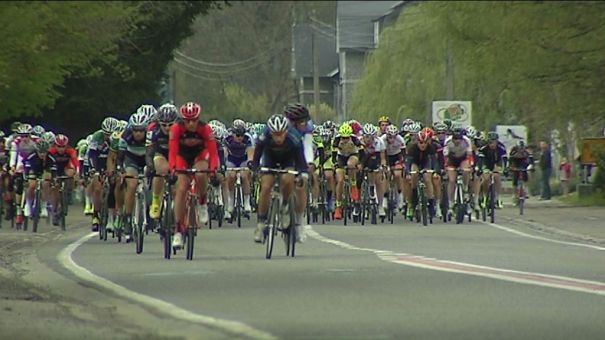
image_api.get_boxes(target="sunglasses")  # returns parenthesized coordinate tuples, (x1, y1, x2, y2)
(133, 128, 146, 133)
(184, 118, 198, 123)
(160, 123, 173, 128)
(235, 133, 244, 137)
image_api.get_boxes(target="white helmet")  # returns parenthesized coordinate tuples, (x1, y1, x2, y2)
(467, 126, 477, 139)
(232, 119, 246, 129)
(32, 125, 45, 136)
(17, 123, 33, 135)
(137, 104, 157, 121)
(362, 123, 378, 136)
(386, 124, 399, 136)
(41, 131, 56, 144)
(129, 112, 149, 129)
(267, 114, 288, 133)
(408, 122, 421, 133)
(101, 117, 119, 134)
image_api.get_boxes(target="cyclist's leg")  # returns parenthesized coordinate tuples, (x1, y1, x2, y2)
(225, 161, 236, 214)
(493, 165, 502, 204)
(25, 176, 36, 216)
(173, 155, 191, 235)
(446, 157, 457, 206)
(324, 167, 335, 210)
(347, 155, 360, 201)
(151, 154, 168, 218)
(241, 165, 251, 211)
(193, 158, 210, 224)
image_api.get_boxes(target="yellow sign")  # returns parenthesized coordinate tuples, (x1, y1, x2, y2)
(580, 138, 605, 164)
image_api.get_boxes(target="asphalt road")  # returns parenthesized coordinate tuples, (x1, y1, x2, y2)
(56, 200, 605, 340)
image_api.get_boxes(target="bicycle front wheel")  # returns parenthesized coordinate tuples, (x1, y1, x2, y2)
(265, 197, 279, 259)
(134, 194, 145, 254)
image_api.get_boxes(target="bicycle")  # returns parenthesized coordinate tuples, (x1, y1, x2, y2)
(98, 171, 113, 241)
(382, 168, 398, 224)
(512, 168, 529, 215)
(337, 167, 356, 226)
(480, 170, 498, 223)
(226, 167, 248, 228)
(155, 174, 175, 259)
(448, 169, 469, 224)
(123, 174, 150, 254)
(54, 175, 70, 231)
(259, 167, 300, 260)
(28, 175, 49, 233)
(359, 168, 380, 226)
(410, 169, 433, 227)
(207, 178, 224, 229)
(173, 168, 215, 261)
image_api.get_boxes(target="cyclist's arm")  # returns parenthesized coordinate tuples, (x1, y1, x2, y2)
(303, 133, 314, 165)
(251, 135, 266, 169)
(145, 142, 156, 172)
(168, 124, 180, 171)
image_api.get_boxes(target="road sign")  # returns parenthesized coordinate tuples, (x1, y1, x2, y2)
(496, 125, 528, 153)
(432, 101, 472, 127)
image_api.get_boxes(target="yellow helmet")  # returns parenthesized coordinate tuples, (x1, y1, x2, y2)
(338, 123, 353, 137)
(378, 115, 391, 124)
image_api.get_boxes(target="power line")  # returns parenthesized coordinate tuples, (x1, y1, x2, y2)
(175, 49, 271, 68)
(173, 65, 225, 81)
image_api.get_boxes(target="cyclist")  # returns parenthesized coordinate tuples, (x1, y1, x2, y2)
(48, 134, 79, 225)
(106, 120, 127, 232)
(478, 132, 507, 209)
(378, 116, 391, 136)
(311, 125, 330, 211)
(168, 102, 219, 249)
(432, 122, 449, 218)
(0, 133, 11, 220)
(466, 126, 482, 214)
(23, 141, 56, 223)
(116, 112, 149, 241)
(9, 124, 40, 227)
(224, 124, 254, 218)
(507, 140, 534, 204)
(359, 124, 387, 217)
(147, 103, 178, 219)
(332, 123, 363, 220)
(443, 127, 473, 217)
(380, 124, 406, 212)
(249, 114, 307, 243)
(405, 128, 438, 219)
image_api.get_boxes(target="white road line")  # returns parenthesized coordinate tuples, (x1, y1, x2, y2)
(478, 220, 605, 251)
(58, 232, 276, 340)
(305, 227, 605, 296)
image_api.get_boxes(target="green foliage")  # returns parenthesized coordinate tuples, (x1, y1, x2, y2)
(352, 2, 605, 139)
(309, 102, 336, 123)
(219, 84, 268, 122)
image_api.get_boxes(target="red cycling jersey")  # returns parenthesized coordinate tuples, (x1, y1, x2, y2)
(169, 121, 219, 171)
(48, 146, 79, 174)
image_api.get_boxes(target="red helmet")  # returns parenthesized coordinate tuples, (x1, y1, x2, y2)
(420, 127, 434, 141)
(349, 121, 362, 135)
(179, 102, 201, 120)
(418, 130, 432, 144)
(55, 134, 69, 147)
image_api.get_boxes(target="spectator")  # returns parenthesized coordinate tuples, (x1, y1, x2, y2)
(539, 141, 552, 200)
(559, 157, 572, 196)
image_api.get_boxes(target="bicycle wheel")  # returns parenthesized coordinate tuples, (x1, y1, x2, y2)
(518, 184, 525, 215)
(236, 186, 242, 228)
(455, 185, 464, 224)
(186, 202, 197, 260)
(161, 193, 173, 259)
(134, 194, 145, 254)
(60, 189, 67, 231)
(265, 197, 279, 259)
(420, 186, 428, 227)
(32, 189, 40, 233)
(286, 195, 297, 257)
(343, 183, 349, 226)
(489, 182, 496, 223)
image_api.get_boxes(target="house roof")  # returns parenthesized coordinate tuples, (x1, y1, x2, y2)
(337, 1, 401, 50)
(292, 23, 339, 78)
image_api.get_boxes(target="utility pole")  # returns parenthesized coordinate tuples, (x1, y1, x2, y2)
(311, 10, 321, 121)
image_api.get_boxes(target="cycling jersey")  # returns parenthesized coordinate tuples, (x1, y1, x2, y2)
(478, 142, 507, 171)
(168, 121, 219, 171)
(48, 146, 79, 176)
(405, 142, 436, 174)
(360, 136, 386, 170)
(443, 136, 472, 168)
(9, 136, 40, 173)
(24, 152, 56, 178)
(145, 124, 169, 170)
(224, 134, 253, 167)
(88, 130, 111, 171)
(252, 127, 306, 173)
(332, 135, 362, 157)
(118, 126, 147, 172)
(290, 119, 315, 164)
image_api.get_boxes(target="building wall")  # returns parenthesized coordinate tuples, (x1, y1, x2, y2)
(340, 50, 368, 121)
(298, 77, 334, 110)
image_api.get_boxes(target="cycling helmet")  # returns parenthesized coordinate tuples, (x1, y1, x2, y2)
(349, 121, 362, 135)
(283, 103, 310, 121)
(32, 125, 45, 136)
(401, 118, 414, 126)
(232, 126, 246, 136)
(466, 126, 477, 139)
(102, 117, 118, 134)
(10, 122, 21, 133)
(487, 131, 499, 141)
(209, 120, 225, 129)
(476, 131, 486, 141)
(386, 124, 399, 136)
(209, 124, 220, 137)
(378, 115, 391, 124)
(55, 134, 69, 147)
(452, 127, 465, 139)
(116, 120, 128, 133)
(17, 123, 33, 135)
(232, 119, 246, 129)
(418, 130, 432, 143)
(338, 123, 353, 137)
(420, 127, 434, 140)
(137, 104, 157, 120)
(433, 121, 448, 133)
(267, 114, 289, 133)
(36, 140, 50, 153)
(179, 102, 201, 120)
(323, 120, 335, 130)
(443, 119, 453, 130)
(313, 125, 324, 136)
(362, 123, 378, 136)
(76, 139, 87, 148)
(129, 112, 149, 129)
(254, 123, 266, 136)
(157, 103, 178, 123)
(408, 122, 421, 133)
(41, 132, 55, 145)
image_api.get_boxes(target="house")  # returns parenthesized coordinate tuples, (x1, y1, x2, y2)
(336, 1, 406, 121)
(291, 22, 339, 116)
